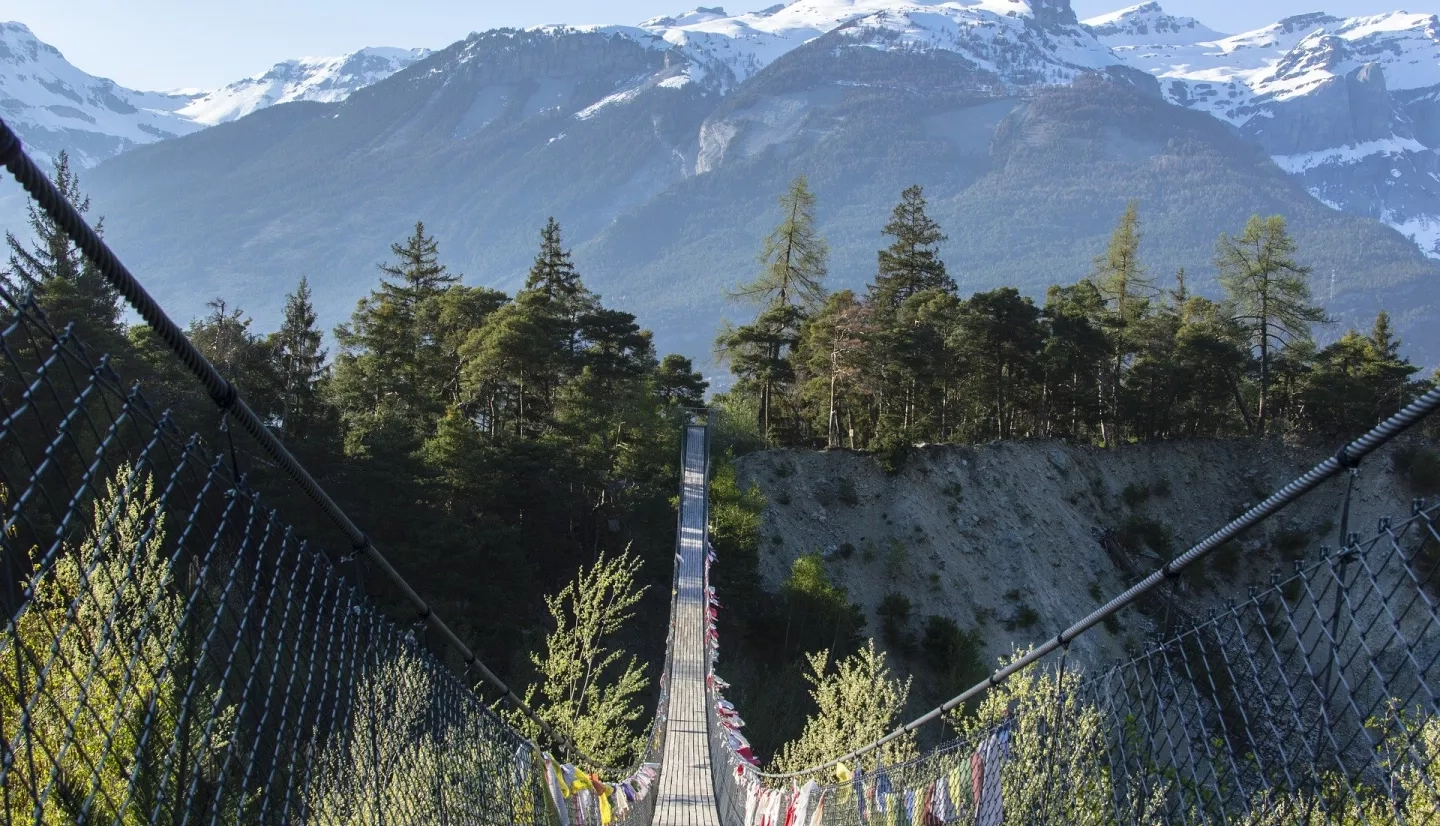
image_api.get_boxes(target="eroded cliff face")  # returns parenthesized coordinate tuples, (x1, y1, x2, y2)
(736, 439, 1431, 672)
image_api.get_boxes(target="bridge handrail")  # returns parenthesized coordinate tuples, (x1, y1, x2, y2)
(0, 117, 606, 767)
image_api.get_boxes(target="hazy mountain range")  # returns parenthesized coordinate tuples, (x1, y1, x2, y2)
(2, 1, 1438, 368)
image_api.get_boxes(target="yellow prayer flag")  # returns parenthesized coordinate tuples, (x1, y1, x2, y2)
(599, 788, 613, 825)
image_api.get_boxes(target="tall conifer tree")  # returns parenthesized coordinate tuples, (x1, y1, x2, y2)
(1093, 201, 1154, 445)
(5, 151, 125, 355)
(1217, 215, 1327, 436)
(720, 176, 829, 442)
(871, 185, 952, 312)
(271, 277, 328, 440)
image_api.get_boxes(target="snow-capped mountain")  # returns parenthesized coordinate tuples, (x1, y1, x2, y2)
(1082, 2, 1222, 47)
(0, 22, 203, 167)
(591, 0, 1114, 92)
(175, 47, 432, 126)
(1089, 4, 1440, 258)
(0, 22, 427, 166)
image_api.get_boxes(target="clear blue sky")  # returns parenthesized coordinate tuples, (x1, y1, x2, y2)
(9, 0, 1422, 91)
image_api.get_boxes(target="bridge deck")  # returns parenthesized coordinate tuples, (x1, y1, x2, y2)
(652, 426, 720, 826)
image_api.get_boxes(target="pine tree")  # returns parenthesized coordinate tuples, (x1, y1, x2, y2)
(378, 221, 460, 307)
(4, 151, 125, 355)
(189, 299, 282, 420)
(270, 277, 328, 440)
(871, 184, 953, 313)
(1217, 215, 1327, 436)
(950, 288, 1044, 441)
(333, 222, 460, 431)
(522, 217, 597, 363)
(1371, 310, 1400, 360)
(1093, 201, 1154, 445)
(1039, 281, 1108, 440)
(735, 176, 829, 311)
(796, 291, 868, 448)
(721, 177, 829, 443)
(654, 354, 708, 409)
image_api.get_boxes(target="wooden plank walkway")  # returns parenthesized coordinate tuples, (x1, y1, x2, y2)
(652, 425, 720, 826)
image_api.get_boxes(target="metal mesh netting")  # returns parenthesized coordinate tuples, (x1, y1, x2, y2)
(710, 497, 1440, 825)
(0, 292, 551, 824)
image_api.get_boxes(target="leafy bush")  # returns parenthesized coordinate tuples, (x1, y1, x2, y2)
(771, 641, 915, 774)
(781, 554, 866, 659)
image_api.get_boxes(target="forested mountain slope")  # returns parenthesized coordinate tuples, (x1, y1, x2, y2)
(73, 26, 1440, 366)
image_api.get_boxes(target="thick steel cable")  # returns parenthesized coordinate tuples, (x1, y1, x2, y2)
(756, 385, 1440, 779)
(0, 118, 608, 767)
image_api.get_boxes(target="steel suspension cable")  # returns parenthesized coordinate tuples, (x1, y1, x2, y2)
(755, 384, 1440, 780)
(0, 118, 607, 767)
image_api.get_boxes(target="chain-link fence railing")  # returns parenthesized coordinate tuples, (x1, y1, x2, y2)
(708, 492, 1440, 826)
(0, 290, 553, 825)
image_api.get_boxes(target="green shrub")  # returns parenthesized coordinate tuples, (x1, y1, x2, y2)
(921, 616, 988, 693)
(877, 592, 915, 652)
(1122, 482, 1151, 507)
(1007, 604, 1041, 630)
(1117, 516, 1174, 559)
(1272, 527, 1310, 561)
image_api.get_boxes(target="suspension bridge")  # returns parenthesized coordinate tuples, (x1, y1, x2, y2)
(3, 117, 1440, 825)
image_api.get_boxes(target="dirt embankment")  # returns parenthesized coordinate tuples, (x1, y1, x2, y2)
(735, 438, 1431, 671)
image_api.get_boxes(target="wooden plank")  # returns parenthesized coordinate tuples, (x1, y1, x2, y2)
(651, 425, 721, 826)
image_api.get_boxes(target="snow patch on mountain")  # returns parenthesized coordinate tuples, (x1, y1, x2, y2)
(1272, 136, 1428, 174)
(1096, 9, 1440, 126)
(175, 47, 430, 126)
(1387, 212, 1440, 258)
